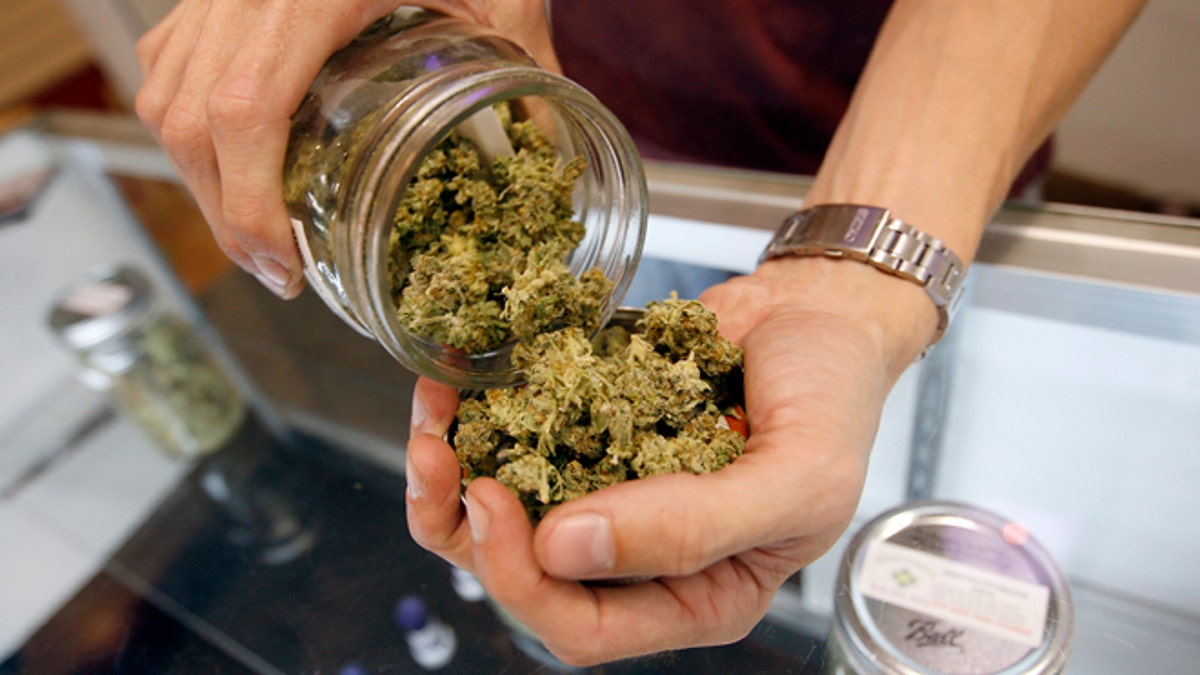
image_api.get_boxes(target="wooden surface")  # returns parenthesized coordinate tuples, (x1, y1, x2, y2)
(0, 0, 92, 109)
(110, 174, 234, 296)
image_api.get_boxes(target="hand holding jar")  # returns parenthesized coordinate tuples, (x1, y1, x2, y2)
(135, 0, 556, 300)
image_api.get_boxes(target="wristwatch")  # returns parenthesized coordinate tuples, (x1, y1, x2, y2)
(759, 204, 967, 348)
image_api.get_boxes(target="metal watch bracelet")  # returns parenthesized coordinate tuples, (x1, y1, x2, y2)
(759, 204, 967, 348)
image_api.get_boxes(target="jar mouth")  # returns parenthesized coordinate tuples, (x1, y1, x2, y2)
(348, 63, 647, 389)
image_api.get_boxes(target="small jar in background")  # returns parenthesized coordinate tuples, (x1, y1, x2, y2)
(283, 9, 647, 389)
(48, 265, 247, 459)
(826, 501, 1073, 675)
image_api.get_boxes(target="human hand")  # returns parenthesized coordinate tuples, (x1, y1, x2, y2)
(135, 0, 557, 298)
(405, 256, 935, 665)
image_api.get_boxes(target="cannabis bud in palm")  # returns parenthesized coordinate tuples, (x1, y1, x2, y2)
(454, 299, 746, 521)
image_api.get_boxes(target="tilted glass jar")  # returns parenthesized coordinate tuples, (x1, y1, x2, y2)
(284, 10, 647, 389)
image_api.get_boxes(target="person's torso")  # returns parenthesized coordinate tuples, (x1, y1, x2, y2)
(549, 0, 893, 174)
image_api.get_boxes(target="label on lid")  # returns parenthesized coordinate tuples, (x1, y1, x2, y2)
(859, 539, 1051, 648)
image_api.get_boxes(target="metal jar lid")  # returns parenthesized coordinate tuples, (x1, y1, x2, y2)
(832, 500, 1073, 675)
(47, 264, 155, 352)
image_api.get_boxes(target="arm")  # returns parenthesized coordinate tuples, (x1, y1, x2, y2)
(812, 0, 1147, 262)
(406, 0, 1147, 666)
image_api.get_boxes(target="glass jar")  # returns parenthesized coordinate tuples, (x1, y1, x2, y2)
(284, 9, 647, 389)
(48, 265, 247, 459)
(825, 501, 1073, 675)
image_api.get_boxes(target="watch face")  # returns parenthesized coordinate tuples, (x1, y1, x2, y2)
(793, 205, 890, 253)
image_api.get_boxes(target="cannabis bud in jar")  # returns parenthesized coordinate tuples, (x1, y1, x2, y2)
(454, 299, 746, 521)
(390, 103, 612, 354)
(283, 10, 646, 389)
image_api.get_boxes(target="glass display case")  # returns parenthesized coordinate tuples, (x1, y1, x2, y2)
(2, 124, 1197, 673)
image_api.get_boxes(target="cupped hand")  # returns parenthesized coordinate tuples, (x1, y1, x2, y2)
(405, 256, 936, 666)
(135, 0, 557, 298)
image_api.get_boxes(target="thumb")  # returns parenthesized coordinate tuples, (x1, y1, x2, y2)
(531, 434, 855, 580)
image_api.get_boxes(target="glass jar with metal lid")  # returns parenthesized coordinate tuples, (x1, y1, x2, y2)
(826, 500, 1073, 675)
(284, 9, 647, 389)
(48, 265, 246, 459)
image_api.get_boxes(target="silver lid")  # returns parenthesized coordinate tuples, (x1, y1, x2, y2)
(47, 265, 155, 352)
(833, 500, 1073, 675)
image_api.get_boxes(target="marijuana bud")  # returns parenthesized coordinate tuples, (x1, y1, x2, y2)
(639, 293, 743, 377)
(389, 102, 612, 354)
(453, 300, 746, 522)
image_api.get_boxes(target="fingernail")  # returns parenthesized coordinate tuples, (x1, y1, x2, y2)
(252, 255, 294, 297)
(405, 451, 425, 501)
(410, 391, 428, 439)
(545, 513, 613, 577)
(464, 491, 489, 543)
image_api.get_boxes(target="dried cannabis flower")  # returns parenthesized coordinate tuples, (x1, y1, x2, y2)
(454, 298, 746, 521)
(389, 102, 612, 354)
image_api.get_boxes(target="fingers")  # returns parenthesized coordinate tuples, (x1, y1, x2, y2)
(403, 374, 772, 665)
(464, 477, 768, 665)
(405, 376, 475, 568)
(410, 377, 460, 439)
(532, 449, 846, 581)
(136, 1, 274, 289)
(405, 432, 474, 568)
(135, 7, 211, 215)
(134, 0, 185, 75)
(135, 1, 201, 129)
(135, 0, 562, 300)
(204, 18, 327, 294)
(136, 0, 396, 298)
(206, 2, 402, 294)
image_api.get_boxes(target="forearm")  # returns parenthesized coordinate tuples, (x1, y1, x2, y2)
(749, 0, 1145, 375)
(807, 0, 1147, 262)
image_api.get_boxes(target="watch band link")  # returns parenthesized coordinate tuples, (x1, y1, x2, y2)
(759, 204, 967, 348)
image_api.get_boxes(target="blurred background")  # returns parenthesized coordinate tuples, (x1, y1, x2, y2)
(3, 0, 1198, 240)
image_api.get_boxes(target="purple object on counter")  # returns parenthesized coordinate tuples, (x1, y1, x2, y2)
(394, 595, 430, 631)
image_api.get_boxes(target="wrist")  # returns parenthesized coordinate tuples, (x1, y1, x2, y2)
(759, 203, 966, 356)
(750, 256, 938, 379)
(801, 185, 987, 267)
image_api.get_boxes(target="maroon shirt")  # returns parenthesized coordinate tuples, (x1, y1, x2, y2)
(550, 0, 1048, 193)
